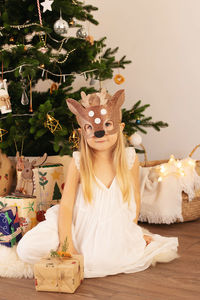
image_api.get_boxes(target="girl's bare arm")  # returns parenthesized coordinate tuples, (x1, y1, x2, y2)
(58, 157, 80, 253)
(131, 154, 141, 224)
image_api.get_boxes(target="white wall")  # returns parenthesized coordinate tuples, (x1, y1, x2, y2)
(84, 0, 200, 161)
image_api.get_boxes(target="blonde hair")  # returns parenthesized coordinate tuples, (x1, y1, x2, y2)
(79, 128, 132, 205)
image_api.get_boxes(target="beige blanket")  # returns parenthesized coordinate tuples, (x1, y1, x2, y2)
(139, 159, 200, 224)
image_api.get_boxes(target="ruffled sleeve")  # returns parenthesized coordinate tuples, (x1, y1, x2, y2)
(125, 147, 136, 170)
(73, 151, 80, 171)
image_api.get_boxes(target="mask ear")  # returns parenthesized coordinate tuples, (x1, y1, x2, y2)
(108, 89, 125, 108)
(66, 98, 85, 116)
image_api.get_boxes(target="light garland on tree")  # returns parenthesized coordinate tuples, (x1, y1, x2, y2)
(0, 22, 43, 31)
(0, 64, 98, 79)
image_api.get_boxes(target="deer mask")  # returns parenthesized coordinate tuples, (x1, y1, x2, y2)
(66, 89, 125, 139)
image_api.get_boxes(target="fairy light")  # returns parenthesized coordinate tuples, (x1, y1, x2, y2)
(157, 155, 197, 182)
(0, 64, 98, 79)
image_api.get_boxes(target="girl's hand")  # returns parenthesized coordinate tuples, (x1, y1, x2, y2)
(143, 235, 153, 246)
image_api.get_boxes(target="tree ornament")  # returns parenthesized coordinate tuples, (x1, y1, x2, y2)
(53, 11, 69, 36)
(0, 79, 12, 114)
(0, 128, 8, 142)
(9, 37, 14, 43)
(90, 78, 96, 85)
(39, 46, 48, 54)
(129, 132, 142, 146)
(20, 80, 29, 105)
(86, 35, 94, 45)
(114, 74, 125, 85)
(50, 82, 58, 94)
(69, 18, 76, 27)
(41, 0, 54, 13)
(76, 27, 87, 38)
(21, 88, 29, 106)
(69, 129, 80, 149)
(136, 118, 141, 124)
(44, 113, 62, 134)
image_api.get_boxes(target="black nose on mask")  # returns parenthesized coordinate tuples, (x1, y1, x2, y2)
(94, 130, 105, 138)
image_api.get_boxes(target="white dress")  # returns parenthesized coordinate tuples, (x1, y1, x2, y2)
(17, 147, 179, 278)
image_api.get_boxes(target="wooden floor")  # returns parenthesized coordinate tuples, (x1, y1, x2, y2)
(0, 219, 199, 300)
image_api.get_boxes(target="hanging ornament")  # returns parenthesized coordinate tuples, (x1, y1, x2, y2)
(0, 79, 12, 114)
(44, 113, 62, 134)
(41, 0, 54, 13)
(54, 10, 69, 36)
(136, 118, 141, 124)
(50, 82, 58, 94)
(114, 74, 125, 85)
(69, 129, 80, 149)
(69, 18, 76, 27)
(86, 35, 94, 45)
(9, 37, 14, 43)
(39, 46, 48, 53)
(90, 78, 96, 85)
(114, 61, 125, 85)
(76, 27, 87, 38)
(129, 133, 142, 146)
(0, 128, 8, 142)
(21, 86, 29, 106)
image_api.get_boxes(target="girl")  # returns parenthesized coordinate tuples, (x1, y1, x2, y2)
(17, 89, 178, 278)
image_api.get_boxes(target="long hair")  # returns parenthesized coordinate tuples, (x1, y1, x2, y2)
(79, 129, 132, 205)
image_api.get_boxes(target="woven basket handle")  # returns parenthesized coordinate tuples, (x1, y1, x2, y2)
(189, 144, 200, 157)
(140, 143, 148, 166)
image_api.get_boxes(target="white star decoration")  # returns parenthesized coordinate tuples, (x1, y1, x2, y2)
(41, 0, 54, 13)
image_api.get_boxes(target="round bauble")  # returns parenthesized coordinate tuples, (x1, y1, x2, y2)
(76, 27, 87, 38)
(54, 17, 69, 35)
(129, 133, 142, 146)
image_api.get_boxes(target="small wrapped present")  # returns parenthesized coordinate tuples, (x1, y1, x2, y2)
(0, 206, 22, 247)
(0, 150, 14, 197)
(34, 254, 84, 293)
(0, 196, 37, 234)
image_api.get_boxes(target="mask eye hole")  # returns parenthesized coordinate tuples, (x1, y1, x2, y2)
(84, 124, 93, 133)
(104, 120, 113, 131)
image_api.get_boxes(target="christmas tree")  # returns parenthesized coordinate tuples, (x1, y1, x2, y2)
(0, 0, 168, 157)
(52, 181, 62, 202)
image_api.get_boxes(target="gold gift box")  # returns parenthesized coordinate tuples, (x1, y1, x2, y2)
(34, 254, 84, 293)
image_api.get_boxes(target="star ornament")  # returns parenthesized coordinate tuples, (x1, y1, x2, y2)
(41, 0, 54, 13)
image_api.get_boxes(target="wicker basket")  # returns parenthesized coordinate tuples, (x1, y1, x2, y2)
(139, 144, 200, 222)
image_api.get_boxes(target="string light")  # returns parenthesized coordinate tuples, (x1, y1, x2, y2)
(157, 155, 197, 182)
(0, 22, 43, 31)
(0, 63, 98, 79)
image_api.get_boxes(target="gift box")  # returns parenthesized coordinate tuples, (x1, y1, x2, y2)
(34, 255, 84, 293)
(0, 206, 22, 247)
(33, 164, 65, 212)
(0, 196, 37, 234)
(0, 150, 14, 197)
